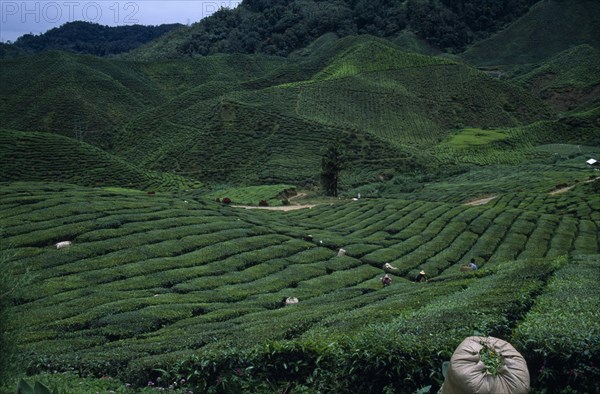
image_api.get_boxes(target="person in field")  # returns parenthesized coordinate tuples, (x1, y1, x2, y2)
(415, 270, 428, 282)
(381, 274, 392, 287)
(467, 258, 478, 270)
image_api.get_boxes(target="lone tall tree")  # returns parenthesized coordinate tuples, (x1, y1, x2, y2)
(321, 142, 344, 197)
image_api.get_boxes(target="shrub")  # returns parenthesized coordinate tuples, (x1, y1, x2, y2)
(259, 200, 269, 207)
(222, 197, 232, 204)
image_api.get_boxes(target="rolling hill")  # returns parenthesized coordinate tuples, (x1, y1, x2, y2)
(114, 36, 556, 185)
(0, 130, 196, 190)
(510, 44, 600, 112)
(1, 36, 559, 188)
(461, 0, 600, 66)
(0, 51, 168, 149)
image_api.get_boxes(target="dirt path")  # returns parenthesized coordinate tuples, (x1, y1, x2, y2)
(550, 178, 598, 195)
(231, 191, 317, 211)
(549, 186, 574, 195)
(464, 195, 498, 206)
(288, 192, 307, 201)
(232, 204, 317, 211)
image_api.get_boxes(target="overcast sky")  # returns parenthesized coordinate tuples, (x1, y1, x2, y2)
(0, 0, 241, 42)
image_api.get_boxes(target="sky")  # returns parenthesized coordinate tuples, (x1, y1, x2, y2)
(0, 0, 241, 42)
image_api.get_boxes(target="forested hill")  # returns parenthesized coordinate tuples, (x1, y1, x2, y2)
(4, 21, 182, 57)
(129, 0, 540, 59)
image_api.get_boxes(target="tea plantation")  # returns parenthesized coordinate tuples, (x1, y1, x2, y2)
(0, 131, 197, 191)
(0, 35, 561, 187)
(1, 7, 600, 392)
(1, 178, 598, 393)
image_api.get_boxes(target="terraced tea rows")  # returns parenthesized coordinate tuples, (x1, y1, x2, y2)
(118, 94, 418, 186)
(0, 131, 194, 191)
(235, 60, 552, 149)
(288, 196, 598, 275)
(3, 35, 582, 192)
(512, 255, 600, 393)
(381, 161, 600, 204)
(1, 181, 598, 392)
(461, 0, 600, 66)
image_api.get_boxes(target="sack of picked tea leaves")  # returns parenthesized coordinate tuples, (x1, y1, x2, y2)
(441, 336, 529, 394)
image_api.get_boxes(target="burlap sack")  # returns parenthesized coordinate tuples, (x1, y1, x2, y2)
(441, 336, 529, 394)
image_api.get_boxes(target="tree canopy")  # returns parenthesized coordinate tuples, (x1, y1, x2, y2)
(2, 1, 543, 58)
(177, 0, 541, 56)
(321, 142, 345, 197)
(7, 21, 182, 57)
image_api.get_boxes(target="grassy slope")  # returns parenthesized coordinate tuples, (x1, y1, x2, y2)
(116, 36, 555, 185)
(0, 52, 168, 150)
(0, 130, 195, 191)
(461, 0, 600, 66)
(1, 36, 558, 188)
(510, 45, 600, 112)
(238, 37, 553, 146)
(0, 51, 286, 149)
(424, 107, 600, 173)
(123, 23, 192, 61)
(112, 38, 445, 184)
(1, 181, 598, 392)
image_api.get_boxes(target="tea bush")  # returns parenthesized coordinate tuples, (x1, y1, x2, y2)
(512, 255, 600, 393)
(2, 184, 598, 391)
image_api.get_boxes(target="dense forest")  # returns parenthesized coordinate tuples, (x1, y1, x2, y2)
(1, 0, 542, 58)
(6, 21, 182, 56)
(178, 0, 541, 56)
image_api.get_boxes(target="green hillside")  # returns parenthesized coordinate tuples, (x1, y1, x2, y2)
(1, 182, 598, 393)
(0, 51, 288, 149)
(0, 35, 573, 189)
(310, 38, 455, 81)
(429, 109, 600, 167)
(103, 37, 555, 187)
(1, 35, 596, 194)
(0, 52, 167, 149)
(461, 0, 600, 66)
(116, 94, 418, 186)
(510, 45, 600, 112)
(264, 38, 552, 142)
(0, 130, 195, 191)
